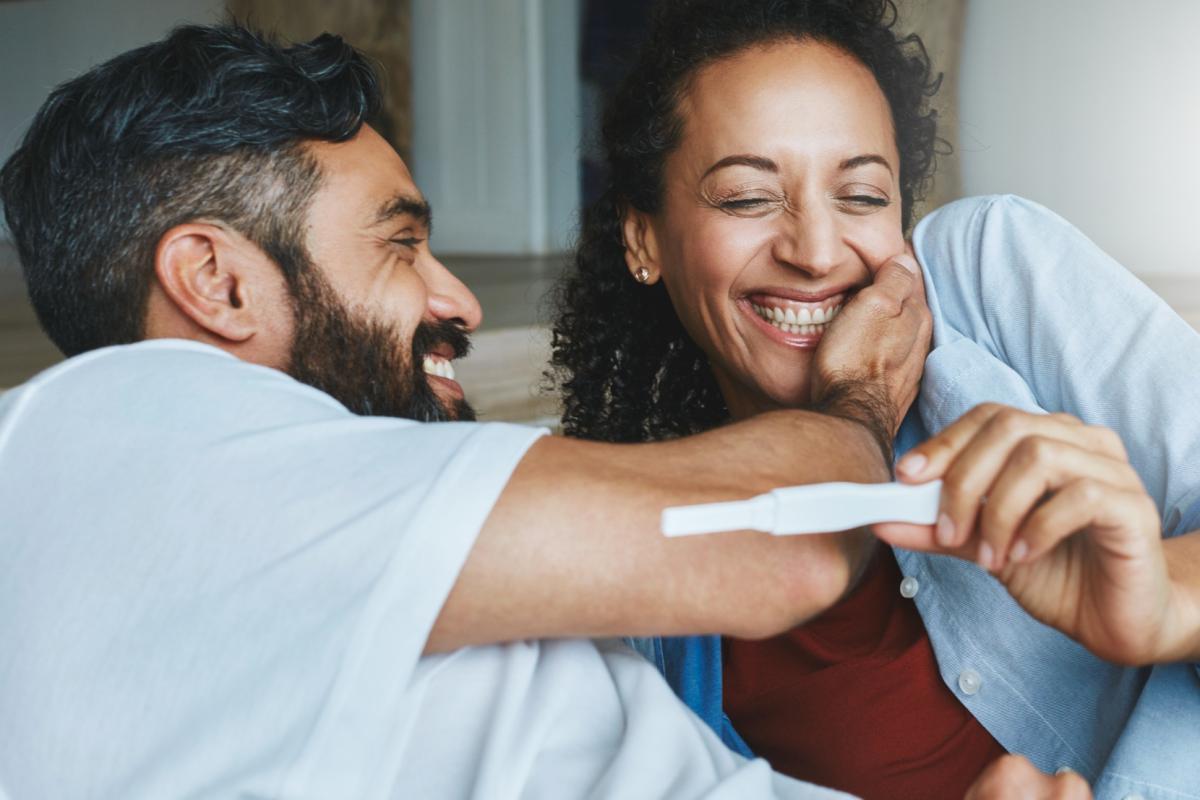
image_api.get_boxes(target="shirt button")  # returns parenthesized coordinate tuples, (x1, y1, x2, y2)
(1122, 795, 1146, 800)
(957, 669, 982, 696)
(899, 576, 920, 598)
(1055, 766, 1075, 776)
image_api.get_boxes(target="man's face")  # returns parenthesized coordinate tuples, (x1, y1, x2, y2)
(285, 126, 483, 421)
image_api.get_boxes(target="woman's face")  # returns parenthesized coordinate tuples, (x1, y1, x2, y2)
(629, 40, 906, 419)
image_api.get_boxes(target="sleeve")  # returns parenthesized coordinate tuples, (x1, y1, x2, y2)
(913, 194, 1200, 539)
(266, 419, 548, 798)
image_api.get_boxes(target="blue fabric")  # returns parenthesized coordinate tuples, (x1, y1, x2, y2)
(632, 196, 1200, 799)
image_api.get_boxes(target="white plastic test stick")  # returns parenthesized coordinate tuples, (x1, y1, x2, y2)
(661, 480, 942, 537)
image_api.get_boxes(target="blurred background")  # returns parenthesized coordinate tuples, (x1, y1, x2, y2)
(2, 0, 1198, 423)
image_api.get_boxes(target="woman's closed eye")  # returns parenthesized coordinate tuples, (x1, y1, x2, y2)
(709, 191, 782, 216)
(835, 184, 891, 213)
(721, 197, 771, 210)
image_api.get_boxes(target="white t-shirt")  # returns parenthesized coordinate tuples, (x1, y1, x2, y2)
(0, 340, 848, 800)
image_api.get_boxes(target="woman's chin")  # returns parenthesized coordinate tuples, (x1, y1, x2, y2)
(720, 377, 815, 419)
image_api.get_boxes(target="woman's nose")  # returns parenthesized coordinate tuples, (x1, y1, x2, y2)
(773, 206, 842, 277)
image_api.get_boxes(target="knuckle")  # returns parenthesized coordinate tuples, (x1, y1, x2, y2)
(1090, 425, 1127, 458)
(1056, 772, 1092, 799)
(1074, 478, 1103, 505)
(1015, 435, 1056, 466)
(974, 402, 1005, 420)
(991, 408, 1029, 439)
(863, 293, 900, 317)
(940, 470, 968, 499)
(994, 753, 1034, 777)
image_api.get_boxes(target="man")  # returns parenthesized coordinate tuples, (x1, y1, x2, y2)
(0, 24, 1098, 799)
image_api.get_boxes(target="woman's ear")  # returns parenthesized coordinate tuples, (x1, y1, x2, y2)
(621, 208, 662, 285)
(152, 223, 269, 343)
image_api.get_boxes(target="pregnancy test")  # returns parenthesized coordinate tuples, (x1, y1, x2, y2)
(661, 480, 942, 537)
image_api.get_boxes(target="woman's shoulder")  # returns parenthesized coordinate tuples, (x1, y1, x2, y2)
(912, 194, 1090, 291)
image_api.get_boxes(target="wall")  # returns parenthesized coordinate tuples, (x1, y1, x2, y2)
(411, 0, 580, 255)
(225, 0, 413, 160)
(0, 0, 223, 166)
(0, 0, 223, 241)
(958, 0, 1200, 277)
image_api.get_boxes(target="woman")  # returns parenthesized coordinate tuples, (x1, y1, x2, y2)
(550, 1, 1200, 798)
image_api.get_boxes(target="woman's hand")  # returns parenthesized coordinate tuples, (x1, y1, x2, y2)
(874, 403, 1186, 666)
(965, 755, 1091, 800)
(811, 246, 932, 442)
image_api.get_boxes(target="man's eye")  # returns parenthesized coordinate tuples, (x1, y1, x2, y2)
(390, 237, 425, 249)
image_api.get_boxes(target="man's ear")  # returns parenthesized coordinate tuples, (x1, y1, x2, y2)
(621, 207, 662, 285)
(153, 223, 270, 343)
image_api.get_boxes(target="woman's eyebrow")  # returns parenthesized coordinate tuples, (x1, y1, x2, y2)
(701, 154, 779, 179)
(839, 154, 894, 175)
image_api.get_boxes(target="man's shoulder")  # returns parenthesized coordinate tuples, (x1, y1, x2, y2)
(24, 338, 302, 390)
(8, 338, 346, 420)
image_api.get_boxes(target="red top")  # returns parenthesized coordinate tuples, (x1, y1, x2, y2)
(723, 547, 1006, 800)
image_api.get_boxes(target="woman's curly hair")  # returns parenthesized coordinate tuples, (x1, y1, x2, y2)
(550, 0, 945, 443)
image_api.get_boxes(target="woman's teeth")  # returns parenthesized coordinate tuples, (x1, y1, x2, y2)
(422, 355, 456, 381)
(751, 302, 842, 335)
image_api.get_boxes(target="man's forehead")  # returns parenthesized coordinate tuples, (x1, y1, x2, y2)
(305, 125, 428, 226)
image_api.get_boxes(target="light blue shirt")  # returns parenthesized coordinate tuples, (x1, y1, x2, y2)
(633, 195, 1200, 800)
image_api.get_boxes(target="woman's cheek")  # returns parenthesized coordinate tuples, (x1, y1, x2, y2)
(854, 230, 908, 277)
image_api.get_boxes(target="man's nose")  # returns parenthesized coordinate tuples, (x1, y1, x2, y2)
(425, 255, 483, 332)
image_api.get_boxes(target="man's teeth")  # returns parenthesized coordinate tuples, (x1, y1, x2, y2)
(422, 355, 456, 381)
(751, 302, 842, 335)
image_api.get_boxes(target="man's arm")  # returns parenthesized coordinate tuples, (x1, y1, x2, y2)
(427, 409, 887, 653)
(427, 258, 931, 653)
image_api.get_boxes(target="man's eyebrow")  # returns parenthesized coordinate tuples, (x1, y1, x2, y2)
(839, 154, 894, 175)
(374, 194, 433, 232)
(701, 154, 779, 179)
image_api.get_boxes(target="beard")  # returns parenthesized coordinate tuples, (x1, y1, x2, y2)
(283, 268, 475, 422)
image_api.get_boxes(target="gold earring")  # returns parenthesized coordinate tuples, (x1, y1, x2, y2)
(634, 266, 651, 284)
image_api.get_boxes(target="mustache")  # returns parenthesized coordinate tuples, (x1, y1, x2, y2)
(411, 319, 472, 362)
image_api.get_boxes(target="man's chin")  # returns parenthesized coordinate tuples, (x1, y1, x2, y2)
(425, 375, 474, 421)
(431, 393, 475, 422)
(445, 398, 477, 422)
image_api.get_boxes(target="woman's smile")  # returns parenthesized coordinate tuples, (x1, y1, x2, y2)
(741, 287, 854, 347)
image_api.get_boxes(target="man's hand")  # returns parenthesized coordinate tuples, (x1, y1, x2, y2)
(812, 248, 932, 453)
(874, 403, 1189, 665)
(965, 756, 1091, 800)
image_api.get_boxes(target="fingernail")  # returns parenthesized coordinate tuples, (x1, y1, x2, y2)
(892, 253, 919, 273)
(978, 542, 994, 571)
(1009, 539, 1029, 563)
(935, 512, 955, 547)
(897, 453, 927, 478)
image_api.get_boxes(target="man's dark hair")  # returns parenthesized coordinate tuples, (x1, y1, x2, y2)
(0, 23, 381, 357)
(551, 0, 946, 443)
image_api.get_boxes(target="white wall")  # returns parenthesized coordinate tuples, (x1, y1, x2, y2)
(411, 0, 580, 255)
(0, 0, 223, 166)
(0, 0, 223, 241)
(958, 0, 1200, 277)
